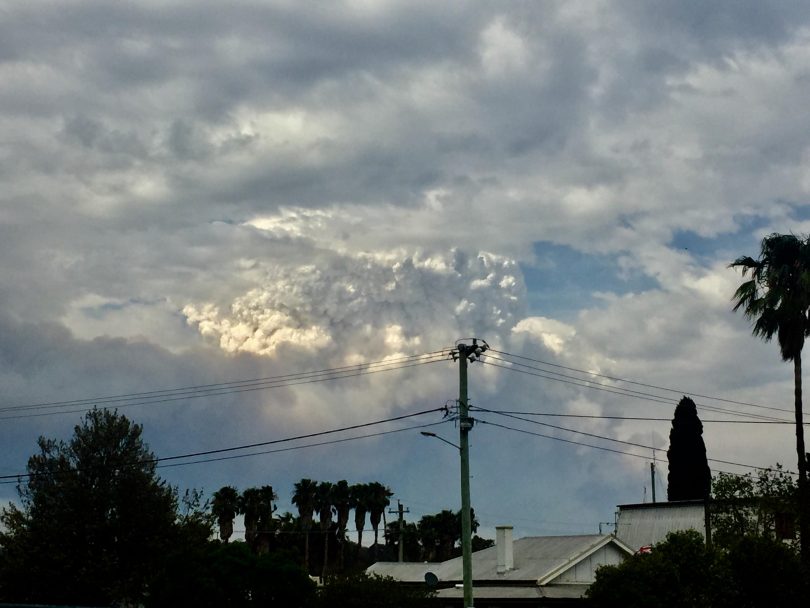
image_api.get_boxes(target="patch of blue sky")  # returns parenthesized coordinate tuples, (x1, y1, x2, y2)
(785, 204, 810, 225)
(521, 242, 657, 321)
(669, 214, 773, 263)
(80, 298, 156, 320)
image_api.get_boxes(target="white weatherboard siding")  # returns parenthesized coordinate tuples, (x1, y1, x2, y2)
(551, 544, 627, 584)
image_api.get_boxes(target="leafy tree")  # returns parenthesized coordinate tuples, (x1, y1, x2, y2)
(149, 541, 317, 608)
(588, 530, 807, 608)
(417, 508, 480, 561)
(731, 233, 810, 562)
(471, 534, 495, 552)
(317, 572, 433, 608)
(292, 478, 318, 572)
(717, 535, 806, 608)
(0, 409, 182, 606)
(588, 531, 715, 608)
(711, 465, 798, 548)
(212, 485, 240, 543)
(420, 509, 457, 561)
(667, 396, 711, 501)
(384, 520, 421, 561)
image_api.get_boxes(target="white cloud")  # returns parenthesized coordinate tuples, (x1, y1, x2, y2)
(512, 317, 576, 355)
(480, 17, 530, 76)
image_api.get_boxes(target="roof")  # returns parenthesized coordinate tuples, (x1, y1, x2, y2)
(369, 534, 633, 586)
(435, 584, 587, 600)
(617, 499, 707, 510)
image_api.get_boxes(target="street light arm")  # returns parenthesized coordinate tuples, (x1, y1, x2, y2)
(420, 431, 461, 451)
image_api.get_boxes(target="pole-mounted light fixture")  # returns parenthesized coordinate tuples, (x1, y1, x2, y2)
(420, 431, 461, 451)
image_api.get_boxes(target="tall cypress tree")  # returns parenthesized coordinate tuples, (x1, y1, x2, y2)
(667, 396, 711, 501)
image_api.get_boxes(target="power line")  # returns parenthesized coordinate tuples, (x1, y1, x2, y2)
(0, 406, 448, 484)
(474, 409, 793, 473)
(470, 407, 806, 425)
(156, 419, 452, 471)
(477, 408, 681, 459)
(0, 352, 450, 421)
(474, 417, 790, 476)
(490, 348, 804, 417)
(485, 353, 678, 404)
(484, 353, 789, 421)
(0, 350, 449, 413)
(480, 359, 789, 422)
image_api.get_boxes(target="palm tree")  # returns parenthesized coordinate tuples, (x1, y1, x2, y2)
(315, 481, 335, 579)
(350, 482, 369, 551)
(731, 233, 810, 564)
(292, 478, 318, 572)
(331, 480, 352, 569)
(256, 485, 277, 555)
(367, 482, 393, 557)
(239, 487, 262, 550)
(211, 486, 240, 543)
(417, 512, 441, 561)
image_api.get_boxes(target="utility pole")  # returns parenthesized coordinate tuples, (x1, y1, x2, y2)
(453, 338, 487, 608)
(388, 500, 410, 562)
(650, 462, 656, 503)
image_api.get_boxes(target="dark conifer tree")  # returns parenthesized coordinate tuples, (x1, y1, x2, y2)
(667, 396, 711, 501)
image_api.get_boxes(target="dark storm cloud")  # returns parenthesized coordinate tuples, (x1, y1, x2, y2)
(625, 0, 810, 52)
(0, 1, 480, 112)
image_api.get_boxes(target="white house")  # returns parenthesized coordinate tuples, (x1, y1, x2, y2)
(368, 525, 634, 606)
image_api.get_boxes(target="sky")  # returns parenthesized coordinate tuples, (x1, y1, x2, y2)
(3, 0, 810, 543)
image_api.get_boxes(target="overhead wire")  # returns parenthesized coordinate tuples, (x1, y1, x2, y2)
(2, 341, 797, 485)
(470, 407, 806, 425)
(0, 350, 451, 421)
(0, 406, 449, 484)
(480, 357, 791, 422)
(157, 419, 452, 471)
(474, 407, 669, 454)
(1, 349, 449, 413)
(489, 348, 805, 418)
(470, 405, 798, 474)
(474, 417, 789, 477)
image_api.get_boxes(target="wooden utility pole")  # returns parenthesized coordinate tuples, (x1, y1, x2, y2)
(388, 500, 410, 562)
(454, 338, 487, 608)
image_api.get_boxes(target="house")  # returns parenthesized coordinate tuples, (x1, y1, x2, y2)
(614, 499, 708, 552)
(368, 525, 634, 606)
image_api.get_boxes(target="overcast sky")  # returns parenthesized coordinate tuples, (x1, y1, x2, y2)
(2, 0, 810, 542)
